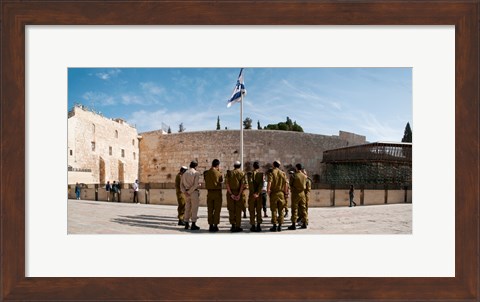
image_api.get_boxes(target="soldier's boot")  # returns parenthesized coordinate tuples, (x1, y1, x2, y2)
(270, 224, 277, 232)
(300, 223, 307, 229)
(277, 224, 282, 232)
(288, 223, 296, 230)
(213, 225, 219, 232)
(190, 222, 200, 231)
(209, 224, 214, 232)
(230, 225, 236, 232)
(235, 226, 243, 232)
(178, 220, 185, 226)
(256, 223, 262, 232)
(250, 225, 256, 232)
(184, 222, 190, 230)
(263, 211, 268, 218)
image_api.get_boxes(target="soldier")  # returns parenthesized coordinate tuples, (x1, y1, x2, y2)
(288, 163, 308, 230)
(204, 159, 223, 232)
(180, 160, 201, 231)
(303, 169, 312, 218)
(246, 161, 264, 232)
(225, 161, 246, 232)
(267, 160, 289, 232)
(297, 169, 311, 225)
(175, 166, 187, 226)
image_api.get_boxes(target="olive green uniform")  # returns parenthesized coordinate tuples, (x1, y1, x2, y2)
(268, 168, 288, 225)
(290, 171, 308, 224)
(175, 173, 186, 221)
(305, 177, 312, 215)
(204, 168, 223, 225)
(226, 169, 246, 228)
(247, 171, 264, 226)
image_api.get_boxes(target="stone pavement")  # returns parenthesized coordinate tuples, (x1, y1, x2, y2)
(68, 199, 412, 234)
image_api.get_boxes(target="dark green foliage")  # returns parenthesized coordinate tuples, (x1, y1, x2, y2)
(264, 117, 304, 132)
(243, 117, 252, 129)
(401, 122, 412, 142)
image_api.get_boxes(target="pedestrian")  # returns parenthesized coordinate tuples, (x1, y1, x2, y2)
(175, 166, 187, 226)
(75, 182, 81, 200)
(261, 175, 269, 218)
(225, 161, 246, 232)
(133, 179, 139, 204)
(288, 163, 308, 230)
(112, 181, 118, 202)
(267, 160, 289, 232)
(349, 184, 357, 207)
(105, 181, 111, 202)
(203, 159, 223, 232)
(181, 160, 201, 230)
(246, 161, 264, 232)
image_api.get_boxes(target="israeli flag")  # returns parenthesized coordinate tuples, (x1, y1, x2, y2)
(227, 68, 246, 108)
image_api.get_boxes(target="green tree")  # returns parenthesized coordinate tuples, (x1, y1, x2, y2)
(264, 117, 304, 133)
(291, 121, 304, 132)
(401, 122, 412, 142)
(243, 117, 252, 129)
(257, 120, 261, 130)
(178, 123, 185, 133)
(216, 116, 221, 130)
(167, 126, 172, 134)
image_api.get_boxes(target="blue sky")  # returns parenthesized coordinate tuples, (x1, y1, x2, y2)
(68, 68, 412, 142)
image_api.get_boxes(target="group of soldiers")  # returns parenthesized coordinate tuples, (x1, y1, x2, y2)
(174, 159, 312, 233)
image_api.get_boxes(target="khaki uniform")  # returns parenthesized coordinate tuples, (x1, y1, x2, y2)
(180, 168, 200, 223)
(290, 171, 308, 224)
(305, 177, 312, 214)
(204, 168, 223, 225)
(247, 171, 264, 226)
(175, 173, 186, 221)
(268, 168, 288, 225)
(225, 169, 246, 227)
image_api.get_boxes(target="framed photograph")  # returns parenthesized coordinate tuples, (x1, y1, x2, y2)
(2, 1, 478, 301)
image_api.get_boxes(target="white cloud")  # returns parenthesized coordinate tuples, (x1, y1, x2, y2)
(95, 69, 121, 80)
(140, 82, 165, 96)
(82, 91, 115, 106)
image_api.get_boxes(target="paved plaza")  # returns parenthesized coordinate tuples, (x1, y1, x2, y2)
(68, 199, 412, 234)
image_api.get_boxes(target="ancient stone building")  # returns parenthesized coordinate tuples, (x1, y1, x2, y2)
(139, 129, 365, 184)
(68, 105, 140, 185)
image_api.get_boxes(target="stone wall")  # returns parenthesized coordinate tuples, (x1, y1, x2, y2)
(68, 187, 412, 206)
(139, 130, 364, 184)
(68, 106, 140, 184)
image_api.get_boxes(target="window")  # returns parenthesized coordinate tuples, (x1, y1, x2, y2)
(133, 152, 136, 160)
(91, 142, 95, 152)
(121, 149, 125, 157)
(132, 139, 135, 146)
(69, 150, 73, 156)
(115, 130, 118, 138)
(109, 146, 112, 156)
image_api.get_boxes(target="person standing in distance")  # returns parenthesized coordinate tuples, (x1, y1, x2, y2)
(175, 166, 188, 226)
(181, 161, 201, 230)
(288, 163, 308, 230)
(105, 181, 111, 202)
(267, 160, 289, 232)
(349, 185, 357, 207)
(133, 179, 139, 204)
(204, 159, 223, 232)
(246, 161, 264, 232)
(261, 174, 269, 218)
(225, 161, 246, 232)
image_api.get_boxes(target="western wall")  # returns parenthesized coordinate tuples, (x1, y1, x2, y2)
(68, 106, 140, 185)
(139, 129, 366, 184)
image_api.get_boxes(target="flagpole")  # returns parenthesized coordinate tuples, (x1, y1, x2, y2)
(240, 92, 244, 171)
